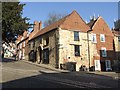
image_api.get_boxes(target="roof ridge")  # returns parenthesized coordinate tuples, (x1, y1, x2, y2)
(90, 16, 100, 29)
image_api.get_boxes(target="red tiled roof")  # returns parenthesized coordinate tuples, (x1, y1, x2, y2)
(89, 16, 113, 36)
(30, 10, 90, 40)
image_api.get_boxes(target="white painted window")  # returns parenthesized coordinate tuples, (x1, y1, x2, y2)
(92, 34, 97, 43)
(100, 34, 105, 42)
(105, 60, 112, 71)
(101, 47, 107, 57)
(95, 60, 101, 71)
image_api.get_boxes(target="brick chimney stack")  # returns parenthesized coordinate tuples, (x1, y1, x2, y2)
(33, 21, 39, 32)
(39, 21, 42, 30)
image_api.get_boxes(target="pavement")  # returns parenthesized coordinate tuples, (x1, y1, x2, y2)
(22, 59, 120, 80)
(22, 60, 70, 73)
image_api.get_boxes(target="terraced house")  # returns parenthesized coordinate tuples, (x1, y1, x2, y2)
(28, 11, 93, 71)
(112, 19, 120, 71)
(27, 10, 115, 71)
(88, 16, 115, 71)
(16, 31, 29, 60)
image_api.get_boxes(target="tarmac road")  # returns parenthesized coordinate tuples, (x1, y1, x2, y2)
(1, 58, 120, 88)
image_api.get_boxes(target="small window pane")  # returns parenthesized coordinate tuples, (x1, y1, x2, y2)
(74, 31, 79, 41)
(100, 34, 105, 42)
(74, 45, 80, 56)
(92, 34, 97, 43)
(101, 48, 107, 57)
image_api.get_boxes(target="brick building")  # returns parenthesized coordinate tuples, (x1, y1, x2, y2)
(16, 31, 29, 60)
(112, 19, 120, 71)
(88, 16, 115, 71)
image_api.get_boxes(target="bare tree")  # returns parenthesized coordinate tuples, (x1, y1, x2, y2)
(44, 12, 67, 27)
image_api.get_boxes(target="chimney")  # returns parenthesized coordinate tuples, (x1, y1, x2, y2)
(90, 16, 92, 21)
(39, 21, 42, 30)
(33, 21, 39, 32)
(93, 13, 96, 20)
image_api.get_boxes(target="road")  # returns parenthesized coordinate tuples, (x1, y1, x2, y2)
(1, 58, 120, 88)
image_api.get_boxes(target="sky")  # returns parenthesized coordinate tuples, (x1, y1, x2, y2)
(21, 2, 118, 32)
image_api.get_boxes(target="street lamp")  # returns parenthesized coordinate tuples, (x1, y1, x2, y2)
(87, 29, 92, 71)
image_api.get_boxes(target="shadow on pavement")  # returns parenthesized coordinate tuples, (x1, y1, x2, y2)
(1, 58, 18, 63)
(2, 70, 120, 88)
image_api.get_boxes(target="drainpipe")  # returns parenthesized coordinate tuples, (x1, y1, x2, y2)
(87, 29, 92, 71)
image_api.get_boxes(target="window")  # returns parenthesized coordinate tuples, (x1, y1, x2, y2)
(43, 38, 46, 46)
(74, 45, 80, 56)
(100, 34, 105, 42)
(39, 38, 42, 44)
(33, 41, 35, 48)
(43, 37, 49, 46)
(20, 43, 22, 49)
(28, 43, 31, 49)
(23, 41, 26, 47)
(74, 31, 79, 41)
(101, 47, 107, 57)
(46, 37, 49, 46)
(118, 36, 120, 42)
(92, 34, 97, 43)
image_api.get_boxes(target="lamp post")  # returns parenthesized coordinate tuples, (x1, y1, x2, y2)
(87, 29, 92, 71)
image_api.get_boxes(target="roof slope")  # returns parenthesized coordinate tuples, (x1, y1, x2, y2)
(30, 10, 90, 40)
(88, 16, 113, 36)
(87, 19, 97, 29)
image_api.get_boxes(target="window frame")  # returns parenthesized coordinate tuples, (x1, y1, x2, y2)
(74, 31, 80, 41)
(101, 47, 107, 57)
(74, 45, 80, 56)
(92, 34, 97, 43)
(100, 34, 105, 42)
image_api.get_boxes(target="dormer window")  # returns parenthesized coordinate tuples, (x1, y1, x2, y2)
(100, 34, 105, 42)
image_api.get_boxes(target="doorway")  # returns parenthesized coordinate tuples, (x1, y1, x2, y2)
(100, 60, 106, 71)
(43, 48, 49, 64)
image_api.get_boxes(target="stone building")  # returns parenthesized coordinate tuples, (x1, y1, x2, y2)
(28, 10, 91, 71)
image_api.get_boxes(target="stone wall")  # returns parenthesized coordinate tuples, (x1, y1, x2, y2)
(58, 28, 91, 71)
